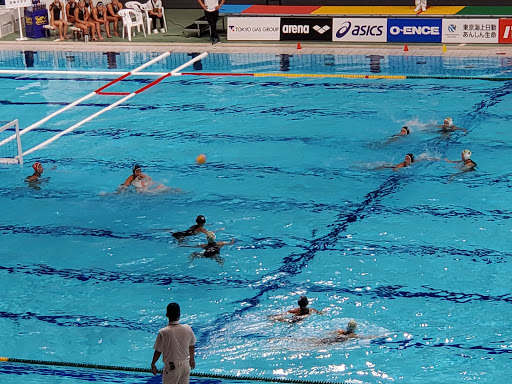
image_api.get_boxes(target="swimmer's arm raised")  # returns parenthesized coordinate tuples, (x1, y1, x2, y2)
(217, 238, 235, 247)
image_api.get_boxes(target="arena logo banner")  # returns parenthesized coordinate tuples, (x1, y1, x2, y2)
(332, 18, 387, 42)
(387, 19, 442, 43)
(280, 18, 332, 41)
(442, 19, 498, 43)
(227, 17, 280, 41)
(498, 19, 512, 44)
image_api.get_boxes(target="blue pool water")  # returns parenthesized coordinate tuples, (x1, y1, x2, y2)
(0, 51, 511, 384)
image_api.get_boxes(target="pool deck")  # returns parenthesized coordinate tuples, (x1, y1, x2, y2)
(1, 40, 512, 58)
(1, 6, 512, 58)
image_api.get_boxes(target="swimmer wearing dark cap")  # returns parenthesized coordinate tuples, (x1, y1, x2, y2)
(172, 215, 208, 239)
(269, 295, 322, 323)
(393, 153, 414, 171)
(117, 164, 150, 192)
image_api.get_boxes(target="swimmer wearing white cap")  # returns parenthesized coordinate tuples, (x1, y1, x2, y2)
(335, 320, 359, 340)
(186, 231, 235, 265)
(438, 117, 467, 133)
(446, 149, 477, 172)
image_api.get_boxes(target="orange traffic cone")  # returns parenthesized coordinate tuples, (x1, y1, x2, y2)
(297, 42, 302, 50)
(404, 44, 409, 52)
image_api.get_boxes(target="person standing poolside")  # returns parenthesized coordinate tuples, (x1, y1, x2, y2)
(196, 0, 225, 44)
(151, 303, 196, 384)
(414, 0, 427, 12)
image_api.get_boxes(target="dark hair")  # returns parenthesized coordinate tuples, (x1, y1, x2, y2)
(166, 303, 180, 321)
(298, 295, 308, 308)
(132, 164, 141, 174)
(406, 153, 414, 162)
(402, 126, 410, 134)
(196, 215, 206, 225)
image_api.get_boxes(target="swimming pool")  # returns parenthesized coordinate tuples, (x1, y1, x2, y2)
(0, 50, 511, 384)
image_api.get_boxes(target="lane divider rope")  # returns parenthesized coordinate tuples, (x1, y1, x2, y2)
(0, 357, 345, 384)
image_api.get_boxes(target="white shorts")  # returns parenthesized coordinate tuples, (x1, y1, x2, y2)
(163, 361, 191, 384)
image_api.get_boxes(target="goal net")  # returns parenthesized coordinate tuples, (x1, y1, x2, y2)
(0, 119, 23, 165)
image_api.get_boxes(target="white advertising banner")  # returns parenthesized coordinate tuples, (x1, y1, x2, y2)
(332, 18, 387, 42)
(227, 17, 280, 41)
(442, 19, 498, 44)
(5, 0, 32, 9)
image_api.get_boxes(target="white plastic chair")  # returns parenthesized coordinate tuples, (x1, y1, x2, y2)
(125, 1, 149, 32)
(126, 1, 166, 34)
(118, 8, 146, 41)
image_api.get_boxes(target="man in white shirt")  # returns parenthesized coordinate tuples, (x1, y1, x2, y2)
(196, 0, 225, 44)
(148, 0, 165, 34)
(151, 303, 197, 384)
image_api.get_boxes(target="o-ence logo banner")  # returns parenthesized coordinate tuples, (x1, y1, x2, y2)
(227, 17, 280, 41)
(332, 18, 387, 42)
(442, 19, 498, 43)
(498, 19, 512, 44)
(387, 18, 442, 43)
(280, 17, 332, 41)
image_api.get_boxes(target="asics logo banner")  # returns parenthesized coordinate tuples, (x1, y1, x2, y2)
(336, 21, 383, 38)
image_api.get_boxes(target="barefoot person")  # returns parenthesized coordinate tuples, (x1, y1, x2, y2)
(74, 0, 101, 41)
(91, 2, 111, 38)
(107, 0, 123, 36)
(49, 0, 68, 41)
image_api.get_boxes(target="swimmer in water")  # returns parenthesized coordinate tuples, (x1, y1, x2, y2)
(117, 164, 167, 193)
(172, 215, 208, 239)
(316, 320, 365, 345)
(384, 126, 410, 144)
(26, 162, 43, 183)
(437, 117, 467, 134)
(445, 149, 476, 182)
(187, 231, 235, 265)
(269, 295, 322, 323)
(393, 153, 414, 171)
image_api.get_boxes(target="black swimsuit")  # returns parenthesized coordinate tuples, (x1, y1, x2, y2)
(299, 307, 310, 316)
(77, 8, 85, 21)
(172, 224, 200, 238)
(68, 2, 77, 17)
(203, 243, 220, 258)
(50, 3, 62, 20)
